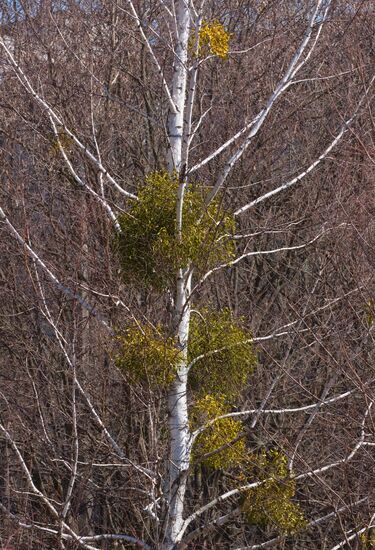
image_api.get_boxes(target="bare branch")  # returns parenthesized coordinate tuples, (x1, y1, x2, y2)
(32, 268, 157, 484)
(0, 35, 137, 200)
(234, 498, 368, 550)
(0, 503, 153, 550)
(253, 286, 363, 342)
(49, 115, 121, 232)
(191, 388, 360, 442)
(181, 407, 374, 542)
(235, 74, 375, 216)
(0, 422, 98, 550)
(189, 0, 331, 180)
(192, 228, 326, 293)
(125, 0, 177, 114)
(0, 206, 112, 330)
(330, 515, 375, 550)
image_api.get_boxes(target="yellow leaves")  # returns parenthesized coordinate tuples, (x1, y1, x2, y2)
(364, 299, 374, 326)
(188, 308, 256, 398)
(360, 530, 375, 548)
(190, 391, 307, 534)
(115, 171, 235, 289)
(50, 131, 74, 155)
(114, 323, 180, 388)
(188, 309, 256, 469)
(242, 449, 307, 535)
(197, 20, 231, 60)
(191, 394, 245, 469)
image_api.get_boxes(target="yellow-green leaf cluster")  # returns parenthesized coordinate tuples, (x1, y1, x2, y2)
(364, 299, 374, 326)
(115, 172, 235, 289)
(114, 323, 180, 388)
(198, 21, 231, 59)
(242, 449, 307, 535)
(188, 308, 256, 398)
(360, 530, 375, 548)
(50, 131, 74, 155)
(191, 394, 245, 469)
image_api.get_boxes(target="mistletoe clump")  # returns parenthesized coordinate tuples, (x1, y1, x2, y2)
(198, 20, 231, 59)
(242, 449, 307, 535)
(114, 323, 180, 388)
(364, 299, 374, 326)
(50, 130, 74, 156)
(360, 530, 375, 548)
(191, 394, 245, 469)
(188, 308, 256, 398)
(116, 171, 234, 289)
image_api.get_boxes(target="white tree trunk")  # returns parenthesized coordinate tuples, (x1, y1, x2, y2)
(164, 271, 192, 549)
(167, 0, 190, 172)
(164, 3, 193, 546)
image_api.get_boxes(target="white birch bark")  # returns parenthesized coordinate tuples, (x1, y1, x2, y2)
(164, 271, 192, 549)
(204, 0, 331, 201)
(180, 13, 201, 173)
(167, 0, 191, 172)
(3, 1, 371, 547)
(0, 36, 136, 200)
(162, 3, 194, 547)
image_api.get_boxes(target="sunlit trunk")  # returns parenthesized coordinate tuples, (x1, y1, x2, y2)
(163, 270, 192, 549)
(167, 0, 190, 173)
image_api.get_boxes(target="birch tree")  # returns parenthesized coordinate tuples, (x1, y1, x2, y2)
(0, 0, 374, 549)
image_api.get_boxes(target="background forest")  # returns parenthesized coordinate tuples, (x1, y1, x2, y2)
(0, 0, 374, 548)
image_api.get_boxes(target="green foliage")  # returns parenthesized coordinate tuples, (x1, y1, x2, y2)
(188, 309, 255, 469)
(191, 394, 245, 469)
(114, 323, 180, 388)
(50, 131, 74, 156)
(188, 308, 256, 398)
(115, 171, 235, 289)
(360, 529, 375, 548)
(364, 299, 374, 326)
(197, 21, 231, 59)
(242, 449, 307, 535)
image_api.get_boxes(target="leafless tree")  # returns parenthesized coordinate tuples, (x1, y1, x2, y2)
(0, 0, 374, 548)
